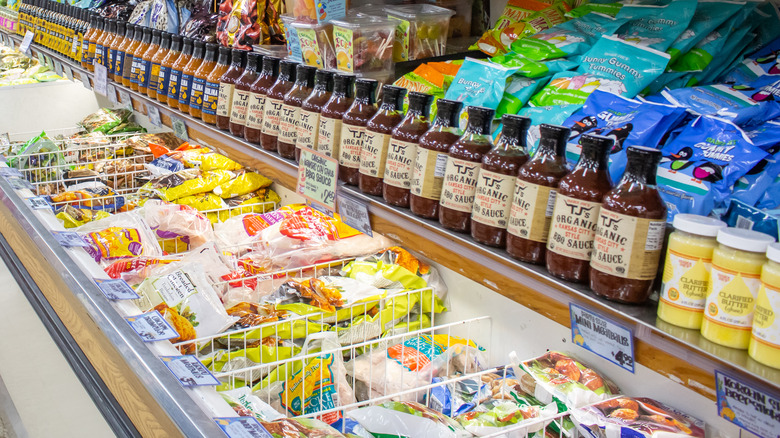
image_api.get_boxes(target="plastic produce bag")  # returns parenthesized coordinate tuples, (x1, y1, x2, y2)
(348, 401, 471, 438)
(77, 211, 163, 264)
(571, 397, 705, 438)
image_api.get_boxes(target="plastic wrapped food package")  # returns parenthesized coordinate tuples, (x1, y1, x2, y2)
(140, 169, 235, 202)
(385, 4, 455, 62)
(571, 397, 706, 438)
(141, 200, 216, 253)
(78, 108, 133, 133)
(348, 401, 472, 438)
(219, 386, 286, 421)
(290, 21, 337, 70)
(77, 211, 164, 265)
(213, 170, 273, 198)
(55, 205, 112, 228)
(217, 0, 263, 50)
(332, 16, 395, 75)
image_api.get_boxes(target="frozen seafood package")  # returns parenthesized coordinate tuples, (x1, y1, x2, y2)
(572, 397, 705, 438)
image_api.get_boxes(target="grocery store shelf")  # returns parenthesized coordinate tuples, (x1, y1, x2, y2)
(3, 29, 779, 403)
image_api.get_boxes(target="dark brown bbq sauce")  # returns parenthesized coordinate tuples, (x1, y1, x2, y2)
(339, 79, 379, 185)
(382, 92, 434, 208)
(471, 114, 531, 248)
(278, 65, 317, 159)
(229, 52, 262, 138)
(215, 49, 246, 130)
(359, 85, 406, 196)
(261, 60, 298, 152)
(439, 106, 495, 233)
(506, 124, 571, 264)
(295, 70, 334, 163)
(410, 99, 463, 219)
(590, 146, 666, 304)
(244, 57, 279, 146)
(545, 134, 613, 284)
(317, 74, 355, 159)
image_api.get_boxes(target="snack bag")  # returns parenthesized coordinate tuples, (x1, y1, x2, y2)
(724, 200, 780, 239)
(665, 0, 744, 63)
(141, 169, 234, 201)
(342, 246, 448, 298)
(491, 52, 578, 78)
(725, 36, 780, 83)
(208, 189, 282, 223)
(690, 24, 758, 86)
(565, 2, 621, 19)
(204, 338, 302, 381)
(77, 211, 163, 264)
(730, 144, 780, 207)
(216, 0, 262, 50)
(213, 170, 273, 198)
(496, 75, 548, 119)
(473, 0, 561, 56)
(496, 4, 569, 53)
(190, 151, 244, 171)
(176, 193, 229, 211)
(571, 397, 705, 438)
(263, 276, 385, 317)
(78, 108, 132, 133)
(657, 116, 767, 220)
(444, 58, 520, 124)
(55, 205, 111, 228)
(614, 0, 698, 52)
(11, 132, 64, 182)
(103, 256, 180, 285)
(348, 401, 471, 438)
(515, 104, 582, 154)
(49, 182, 123, 211)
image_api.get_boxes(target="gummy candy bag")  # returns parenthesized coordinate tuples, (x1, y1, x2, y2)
(614, 0, 698, 52)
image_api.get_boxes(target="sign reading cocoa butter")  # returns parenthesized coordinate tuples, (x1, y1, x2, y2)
(298, 148, 338, 212)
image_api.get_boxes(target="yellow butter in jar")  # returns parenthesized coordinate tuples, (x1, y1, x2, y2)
(749, 243, 780, 368)
(658, 214, 727, 329)
(701, 228, 775, 349)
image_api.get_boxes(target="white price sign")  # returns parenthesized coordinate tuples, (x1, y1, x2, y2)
(215, 417, 272, 438)
(44, 54, 54, 68)
(171, 115, 188, 140)
(93, 64, 108, 96)
(19, 30, 33, 54)
(119, 89, 133, 111)
(160, 356, 219, 387)
(53, 59, 63, 77)
(94, 278, 140, 300)
(51, 230, 89, 248)
(337, 191, 372, 236)
(147, 105, 162, 127)
(63, 65, 74, 81)
(125, 311, 179, 342)
(26, 196, 51, 210)
(81, 72, 92, 90)
(107, 84, 118, 106)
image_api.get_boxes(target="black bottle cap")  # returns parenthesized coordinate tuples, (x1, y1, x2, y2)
(216, 45, 230, 64)
(500, 114, 531, 147)
(205, 43, 219, 62)
(124, 23, 134, 38)
(278, 60, 297, 82)
(355, 78, 378, 103)
(193, 40, 206, 58)
(246, 52, 262, 73)
(579, 133, 613, 168)
(230, 48, 243, 66)
(314, 69, 334, 92)
(261, 56, 280, 77)
(150, 29, 161, 46)
(408, 92, 433, 117)
(170, 34, 183, 50)
(108, 19, 117, 33)
(334, 73, 356, 97)
(381, 85, 406, 111)
(160, 32, 172, 50)
(624, 146, 662, 185)
(141, 27, 152, 43)
(295, 64, 316, 88)
(116, 20, 126, 35)
(434, 99, 463, 128)
(466, 106, 494, 135)
(538, 124, 570, 157)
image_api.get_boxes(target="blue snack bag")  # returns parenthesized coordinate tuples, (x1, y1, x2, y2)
(562, 90, 685, 181)
(731, 144, 780, 207)
(657, 116, 768, 221)
(666, 0, 744, 62)
(691, 25, 758, 86)
(515, 104, 583, 155)
(723, 200, 780, 240)
(445, 58, 519, 125)
(759, 179, 780, 210)
(614, 0, 698, 52)
(723, 36, 780, 83)
(745, 120, 780, 150)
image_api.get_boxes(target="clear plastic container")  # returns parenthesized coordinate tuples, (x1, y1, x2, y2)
(280, 14, 303, 62)
(426, 0, 472, 38)
(251, 45, 290, 59)
(293, 0, 347, 24)
(332, 16, 395, 75)
(384, 4, 454, 61)
(289, 21, 337, 69)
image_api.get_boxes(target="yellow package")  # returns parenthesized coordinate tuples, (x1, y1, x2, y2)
(55, 205, 111, 228)
(198, 152, 243, 171)
(143, 169, 234, 201)
(208, 188, 282, 223)
(176, 193, 229, 211)
(86, 227, 146, 260)
(473, 0, 568, 55)
(213, 170, 273, 198)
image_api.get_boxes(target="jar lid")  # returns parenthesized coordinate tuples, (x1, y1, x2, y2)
(673, 214, 726, 237)
(716, 228, 775, 253)
(767, 242, 780, 263)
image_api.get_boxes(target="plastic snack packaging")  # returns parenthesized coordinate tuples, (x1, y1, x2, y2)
(213, 170, 273, 198)
(140, 169, 235, 201)
(9, 132, 64, 181)
(261, 417, 349, 438)
(203, 337, 303, 381)
(495, 5, 569, 53)
(341, 246, 448, 298)
(77, 211, 163, 265)
(565, 2, 621, 19)
(730, 144, 780, 207)
(175, 193, 229, 212)
(49, 182, 124, 211)
(657, 116, 767, 221)
(103, 256, 181, 285)
(207, 188, 281, 223)
(348, 401, 472, 438)
(724, 36, 780, 83)
(473, 0, 569, 56)
(613, 0, 698, 52)
(216, 0, 263, 50)
(444, 58, 520, 123)
(690, 23, 758, 86)
(219, 386, 285, 421)
(186, 151, 244, 171)
(723, 200, 780, 240)
(78, 108, 133, 133)
(515, 104, 582, 154)
(55, 205, 111, 228)
(263, 276, 385, 318)
(665, 0, 745, 63)
(571, 397, 705, 438)
(141, 200, 216, 252)
(491, 52, 578, 78)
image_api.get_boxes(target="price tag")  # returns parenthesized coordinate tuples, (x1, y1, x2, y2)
(337, 191, 372, 236)
(214, 417, 272, 438)
(107, 84, 118, 106)
(125, 311, 179, 342)
(51, 230, 89, 248)
(63, 65, 73, 81)
(94, 278, 140, 300)
(93, 64, 108, 96)
(25, 196, 51, 210)
(160, 356, 220, 387)
(19, 30, 33, 54)
(118, 89, 133, 111)
(44, 54, 53, 68)
(53, 59, 63, 77)
(148, 105, 162, 128)
(6, 176, 33, 190)
(715, 371, 780, 437)
(36, 51, 45, 66)
(297, 148, 338, 213)
(0, 167, 23, 178)
(81, 72, 92, 90)
(171, 115, 188, 140)
(0, 132, 9, 147)
(569, 303, 635, 373)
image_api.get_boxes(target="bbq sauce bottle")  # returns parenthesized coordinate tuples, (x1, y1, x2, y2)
(317, 74, 355, 158)
(109, 21, 126, 81)
(359, 85, 407, 196)
(546, 134, 614, 284)
(158, 34, 182, 104)
(216, 49, 246, 130)
(439, 106, 495, 233)
(296, 70, 335, 162)
(201, 46, 231, 124)
(278, 65, 317, 159)
(410, 99, 464, 219)
(245, 56, 280, 145)
(471, 115, 531, 248)
(229, 52, 262, 138)
(339, 78, 379, 185)
(506, 124, 571, 264)
(148, 32, 170, 99)
(590, 146, 666, 304)
(261, 60, 298, 152)
(383, 92, 434, 208)
(179, 40, 206, 113)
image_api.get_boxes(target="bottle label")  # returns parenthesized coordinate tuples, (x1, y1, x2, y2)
(203, 81, 220, 116)
(149, 62, 161, 90)
(230, 89, 250, 124)
(440, 157, 482, 213)
(167, 69, 181, 100)
(317, 117, 342, 158)
(704, 265, 762, 331)
(130, 57, 141, 84)
(106, 49, 114, 73)
(507, 181, 556, 243)
(383, 140, 418, 189)
(339, 124, 366, 169)
(122, 54, 133, 79)
(114, 51, 125, 77)
(590, 210, 666, 280)
(752, 283, 780, 348)
(179, 73, 193, 105)
(81, 37, 89, 59)
(139, 58, 152, 88)
(359, 132, 391, 177)
(95, 44, 103, 65)
(279, 104, 299, 143)
(217, 83, 234, 117)
(472, 170, 516, 229)
(262, 97, 283, 136)
(660, 251, 712, 312)
(411, 148, 448, 200)
(189, 76, 206, 109)
(158, 66, 170, 96)
(246, 93, 266, 130)
(296, 109, 319, 150)
(546, 194, 600, 261)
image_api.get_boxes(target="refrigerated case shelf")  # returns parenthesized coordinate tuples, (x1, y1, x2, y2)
(1, 27, 778, 415)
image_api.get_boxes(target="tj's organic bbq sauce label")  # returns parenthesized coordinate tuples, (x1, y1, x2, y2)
(507, 181, 557, 242)
(230, 89, 250, 124)
(591, 209, 666, 280)
(440, 157, 481, 213)
(217, 83, 234, 117)
(411, 148, 448, 199)
(546, 194, 600, 261)
(279, 104, 299, 142)
(262, 98, 284, 136)
(339, 125, 366, 168)
(296, 110, 319, 150)
(317, 117, 342, 157)
(472, 170, 515, 228)
(384, 140, 417, 188)
(360, 132, 391, 177)
(245, 92, 266, 129)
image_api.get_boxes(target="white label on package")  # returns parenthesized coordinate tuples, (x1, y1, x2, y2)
(94, 278, 140, 300)
(147, 105, 162, 127)
(125, 310, 179, 342)
(215, 417, 273, 438)
(93, 64, 108, 96)
(26, 196, 50, 210)
(160, 356, 219, 387)
(152, 270, 197, 307)
(51, 231, 89, 248)
(19, 31, 33, 53)
(171, 116, 188, 140)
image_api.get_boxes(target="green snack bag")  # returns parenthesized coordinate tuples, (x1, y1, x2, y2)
(665, 0, 744, 63)
(496, 75, 548, 117)
(565, 2, 622, 19)
(491, 51, 578, 78)
(444, 57, 519, 125)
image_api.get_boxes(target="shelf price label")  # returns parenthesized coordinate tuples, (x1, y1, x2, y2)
(297, 148, 338, 213)
(107, 84, 118, 106)
(25, 196, 51, 210)
(0, 167, 23, 178)
(36, 51, 45, 66)
(215, 417, 272, 438)
(71, 35, 79, 54)
(63, 65, 74, 81)
(93, 64, 108, 96)
(160, 356, 220, 387)
(716, 371, 780, 437)
(125, 311, 178, 342)
(53, 59, 63, 77)
(171, 115, 188, 140)
(337, 191, 372, 236)
(94, 278, 140, 300)
(81, 72, 92, 90)
(44, 54, 53, 68)
(118, 89, 132, 111)
(51, 230, 89, 248)
(19, 30, 33, 54)
(7, 177, 33, 190)
(569, 303, 635, 373)
(148, 105, 162, 128)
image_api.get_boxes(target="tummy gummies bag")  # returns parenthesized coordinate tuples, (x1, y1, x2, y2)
(730, 144, 780, 207)
(665, 0, 744, 63)
(614, 0, 698, 52)
(723, 37, 780, 83)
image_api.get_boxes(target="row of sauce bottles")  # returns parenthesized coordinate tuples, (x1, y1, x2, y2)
(16, 0, 89, 62)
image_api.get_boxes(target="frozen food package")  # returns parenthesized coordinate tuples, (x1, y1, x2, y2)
(140, 169, 235, 201)
(55, 205, 112, 228)
(49, 182, 124, 211)
(263, 276, 385, 317)
(571, 397, 705, 438)
(261, 417, 348, 438)
(348, 401, 471, 438)
(208, 188, 282, 223)
(141, 200, 216, 252)
(103, 256, 181, 285)
(219, 386, 286, 421)
(78, 108, 132, 133)
(77, 211, 163, 264)
(125, 132, 182, 155)
(213, 170, 273, 198)
(341, 246, 448, 298)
